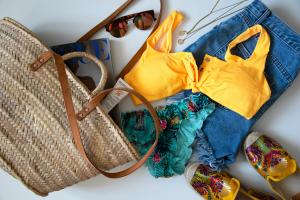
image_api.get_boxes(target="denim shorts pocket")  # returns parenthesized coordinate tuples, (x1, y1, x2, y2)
(268, 54, 293, 87)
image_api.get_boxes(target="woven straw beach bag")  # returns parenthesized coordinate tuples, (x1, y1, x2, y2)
(0, 17, 160, 196)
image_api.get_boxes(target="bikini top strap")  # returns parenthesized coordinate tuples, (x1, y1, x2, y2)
(225, 24, 270, 63)
(147, 10, 184, 53)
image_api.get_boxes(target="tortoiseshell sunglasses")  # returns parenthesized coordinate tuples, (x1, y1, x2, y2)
(105, 10, 156, 38)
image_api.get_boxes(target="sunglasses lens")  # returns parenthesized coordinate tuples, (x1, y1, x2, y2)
(133, 12, 154, 30)
(107, 21, 128, 38)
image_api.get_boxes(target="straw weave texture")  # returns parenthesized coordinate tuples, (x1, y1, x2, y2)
(0, 18, 139, 196)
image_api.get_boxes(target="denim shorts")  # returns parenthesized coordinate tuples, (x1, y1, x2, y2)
(184, 0, 300, 165)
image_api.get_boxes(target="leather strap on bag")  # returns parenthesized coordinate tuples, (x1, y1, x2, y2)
(76, 0, 163, 78)
(29, 0, 163, 178)
(30, 51, 161, 178)
(76, 87, 161, 178)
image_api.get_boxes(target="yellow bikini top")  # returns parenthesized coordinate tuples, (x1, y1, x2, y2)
(198, 24, 271, 119)
(125, 10, 271, 119)
(124, 11, 199, 103)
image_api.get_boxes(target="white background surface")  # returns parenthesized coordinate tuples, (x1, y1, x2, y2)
(0, 0, 300, 199)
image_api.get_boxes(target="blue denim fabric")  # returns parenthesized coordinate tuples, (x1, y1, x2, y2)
(184, 0, 300, 165)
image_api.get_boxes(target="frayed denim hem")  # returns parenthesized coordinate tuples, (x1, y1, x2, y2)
(189, 129, 225, 171)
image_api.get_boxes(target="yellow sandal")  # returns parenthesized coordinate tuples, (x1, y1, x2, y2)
(185, 163, 277, 200)
(244, 131, 300, 200)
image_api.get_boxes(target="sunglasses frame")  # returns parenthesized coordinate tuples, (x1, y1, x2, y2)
(105, 10, 156, 33)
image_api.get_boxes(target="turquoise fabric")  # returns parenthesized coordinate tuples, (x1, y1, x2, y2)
(121, 93, 215, 178)
(171, 107, 215, 174)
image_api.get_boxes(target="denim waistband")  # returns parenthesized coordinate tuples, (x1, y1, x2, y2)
(238, 0, 271, 26)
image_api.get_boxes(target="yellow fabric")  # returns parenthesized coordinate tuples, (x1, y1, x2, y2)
(219, 176, 240, 200)
(266, 155, 297, 200)
(198, 24, 271, 119)
(124, 11, 198, 104)
(267, 158, 297, 182)
(125, 10, 271, 119)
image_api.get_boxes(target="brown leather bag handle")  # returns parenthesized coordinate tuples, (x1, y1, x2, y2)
(76, 87, 161, 178)
(30, 0, 163, 178)
(31, 51, 161, 178)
